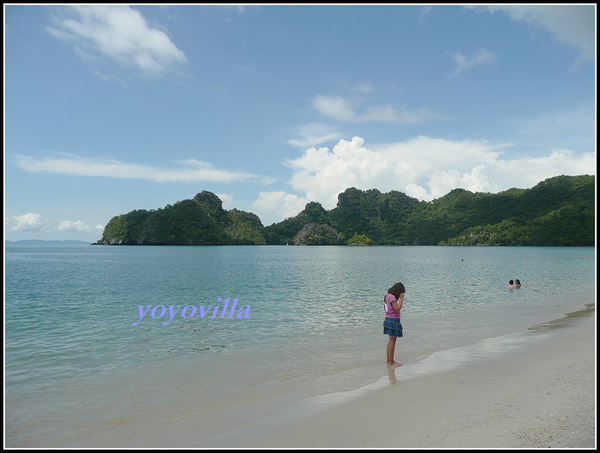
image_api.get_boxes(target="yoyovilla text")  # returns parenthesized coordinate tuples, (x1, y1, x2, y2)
(132, 298, 250, 326)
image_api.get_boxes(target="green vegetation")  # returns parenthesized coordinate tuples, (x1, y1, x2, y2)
(264, 175, 594, 246)
(348, 234, 374, 246)
(294, 223, 345, 245)
(98, 175, 595, 246)
(97, 191, 265, 245)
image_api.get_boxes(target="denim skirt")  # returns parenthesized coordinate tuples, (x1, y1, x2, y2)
(383, 317, 403, 337)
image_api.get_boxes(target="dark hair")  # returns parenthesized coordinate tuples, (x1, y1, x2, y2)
(509, 280, 514, 284)
(387, 282, 406, 299)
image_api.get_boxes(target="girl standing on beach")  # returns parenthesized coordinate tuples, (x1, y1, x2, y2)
(384, 282, 405, 367)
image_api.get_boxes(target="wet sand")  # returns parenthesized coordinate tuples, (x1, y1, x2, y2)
(122, 304, 595, 448)
(241, 312, 596, 448)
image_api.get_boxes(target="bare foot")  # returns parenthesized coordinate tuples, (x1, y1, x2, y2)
(388, 361, 402, 368)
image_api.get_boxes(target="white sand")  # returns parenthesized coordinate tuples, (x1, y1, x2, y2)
(121, 307, 595, 448)
(243, 316, 596, 448)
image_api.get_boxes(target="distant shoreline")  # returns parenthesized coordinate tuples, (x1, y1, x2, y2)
(6, 240, 595, 248)
(5, 240, 93, 247)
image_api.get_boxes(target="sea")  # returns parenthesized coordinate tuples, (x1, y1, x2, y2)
(4, 244, 596, 447)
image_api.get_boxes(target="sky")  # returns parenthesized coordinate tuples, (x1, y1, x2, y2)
(4, 4, 596, 242)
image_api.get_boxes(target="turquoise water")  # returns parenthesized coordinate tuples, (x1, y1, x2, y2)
(4, 245, 596, 446)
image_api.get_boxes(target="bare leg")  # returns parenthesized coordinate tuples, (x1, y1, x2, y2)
(387, 336, 401, 367)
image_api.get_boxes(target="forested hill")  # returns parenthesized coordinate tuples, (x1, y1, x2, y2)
(264, 175, 594, 246)
(97, 191, 267, 245)
(97, 175, 595, 246)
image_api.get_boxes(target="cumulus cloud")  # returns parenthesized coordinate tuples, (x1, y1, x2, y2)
(448, 48, 497, 76)
(11, 213, 44, 231)
(476, 5, 595, 61)
(251, 135, 596, 224)
(215, 193, 236, 210)
(47, 5, 187, 77)
(14, 153, 271, 185)
(58, 220, 104, 233)
(252, 191, 309, 225)
(284, 136, 510, 206)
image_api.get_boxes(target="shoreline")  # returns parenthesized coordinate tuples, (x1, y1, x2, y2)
(212, 310, 597, 448)
(6, 248, 595, 448)
(119, 301, 596, 448)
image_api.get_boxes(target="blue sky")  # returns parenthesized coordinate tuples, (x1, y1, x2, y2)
(4, 4, 596, 242)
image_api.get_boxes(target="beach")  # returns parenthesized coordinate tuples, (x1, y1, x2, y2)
(118, 303, 596, 449)
(6, 246, 596, 448)
(244, 313, 595, 449)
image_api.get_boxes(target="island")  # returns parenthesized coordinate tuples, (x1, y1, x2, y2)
(96, 175, 595, 247)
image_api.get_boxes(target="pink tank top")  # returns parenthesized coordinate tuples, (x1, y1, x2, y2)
(384, 292, 400, 319)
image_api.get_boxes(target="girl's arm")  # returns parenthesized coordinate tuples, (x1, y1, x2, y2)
(392, 294, 404, 312)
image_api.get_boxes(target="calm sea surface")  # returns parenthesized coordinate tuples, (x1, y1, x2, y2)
(4, 245, 596, 446)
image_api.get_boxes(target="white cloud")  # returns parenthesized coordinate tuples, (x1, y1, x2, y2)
(252, 191, 309, 225)
(288, 123, 343, 148)
(424, 165, 494, 199)
(47, 5, 187, 77)
(14, 153, 268, 184)
(352, 81, 375, 93)
(255, 135, 595, 224)
(215, 192, 236, 210)
(449, 48, 497, 77)
(477, 5, 595, 62)
(311, 94, 439, 124)
(11, 213, 44, 231)
(312, 95, 357, 122)
(285, 137, 390, 207)
(58, 220, 103, 233)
